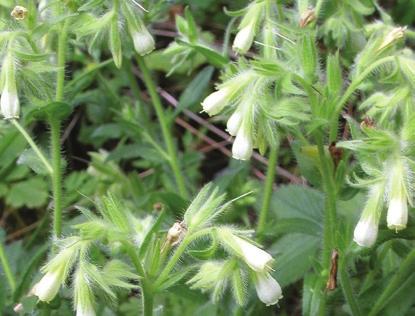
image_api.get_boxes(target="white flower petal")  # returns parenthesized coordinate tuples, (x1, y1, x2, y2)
(201, 87, 231, 116)
(353, 216, 378, 247)
(226, 110, 243, 136)
(387, 197, 408, 231)
(255, 273, 283, 306)
(232, 23, 256, 54)
(234, 236, 272, 271)
(232, 129, 253, 160)
(31, 271, 62, 302)
(1, 89, 19, 119)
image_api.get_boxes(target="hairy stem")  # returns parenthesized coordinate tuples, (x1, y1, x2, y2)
(50, 18, 69, 238)
(154, 228, 210, 287)
(257, 147, 278, 238)
(124, 243, 153, 316)
(0, 242, 16, 292)
(136, 56, 188, 198)
(11, 120, 53, 174)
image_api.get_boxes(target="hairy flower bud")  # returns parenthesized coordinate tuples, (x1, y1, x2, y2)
(232, 128, 253, 160)
(166, 222, 186, 246)
(131, 27, 155, 56)
(226, 110, 243, 136)
(255, 273, 283, 306)
(233, 22, 256, 54)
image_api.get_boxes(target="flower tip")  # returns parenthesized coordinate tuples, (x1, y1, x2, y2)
(387, 198, 408, 232)
(1, 90, 20, 120)
(132, 31, 155, 56)
(31, 271, 62, 302)
(201, 88, 230, 116)
(232, 130, 253, 160)
(255, 273, 283, 306)
(232, 23, 256, 54)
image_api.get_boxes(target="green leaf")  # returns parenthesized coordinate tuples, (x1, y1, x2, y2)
(27, 101, 72, 121)
(6, 177, 48, 208)
(110, 15, 122, 69)
(17, 148, 50, 175)
(175, 66, 214, 115)
(176, 40, 229, 67)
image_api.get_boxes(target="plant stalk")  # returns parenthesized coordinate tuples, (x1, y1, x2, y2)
(136, 56, 188, 198)
(51, 18, 69, 238)
(0, 242, 16, 292)
(257, 147, 278, 238)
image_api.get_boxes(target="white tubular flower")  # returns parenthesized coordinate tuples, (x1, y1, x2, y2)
(233, 235, 273, 272)
(353, 183, 384, 247)
(31, 271, 63, 302)
(132, 27, 155, 56)
(201, 87, 232, 116)
(353, 215, 378, 248)
(76, 303, 96, 316)
(387, 197, 408, 231)
(226, 110, 243, 136)
(378, 26, 407, 51)
(1, 53, 19, 120)
(232, 128, 253, 160)
(255, 273, 283, 306)
(232, 22, 256, 54)
(1, 89, 19, 119)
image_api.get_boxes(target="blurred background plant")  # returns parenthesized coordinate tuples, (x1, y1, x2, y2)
(1, 0, 415, 315)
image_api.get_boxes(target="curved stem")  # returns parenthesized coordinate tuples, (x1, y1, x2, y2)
(369, 249, 415, 316)
(10, 119, 53, 174)
(330, 56, 396, 141)
(154, 228, 210, 287)
(0, 242, 16, 292)
(257, 147, 278, 238)
(136, 56, 188, 198)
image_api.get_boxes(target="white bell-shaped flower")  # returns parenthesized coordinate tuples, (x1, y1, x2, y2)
(132, 28, 155, 56)
(1, 88, 19, 119)
(232, 22, 256, 54)
(353, 215, 378, 248)
(76, 303, 96, 316)
(201, 87, 232, 116)
(226, 110, 243, 136)
(232, 128, 253, 160)
(31, 271, 62, 302)
(387, 197, 408, 231)
(255, 273, 283, 306)
(233, 235, 272, 271)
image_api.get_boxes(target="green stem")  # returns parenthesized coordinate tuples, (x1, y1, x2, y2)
(50, 119, 63, 238)
(257, 147, 278, 238)
(124, 243, 153, 316)
(316, 135, 337, 267)
(369, 249, 415, 316)
(339, 256, 362, 316)
(10, 120, 53, 174)
(0, 242, 16, 292)
(50, 18, 69, 238)
(136, 56, 188, 198)
(330, 56, 395, 142)
(154, 228, 210, 287)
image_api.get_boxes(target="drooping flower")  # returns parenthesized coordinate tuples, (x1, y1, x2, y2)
(226, 110, 243, 136)
(232, 128, 253, 161)
(255, 272, 283, 306)
(131, 26, 155, 56)
(201, 87, 232, 116)
(31, 270, 63, 302)
(1, 53, 19, 120)
(386, 157, 409, 231)
(353, 215, 378, 248)
(353, 183, 384, 248)
(233, 22, 256, 54)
